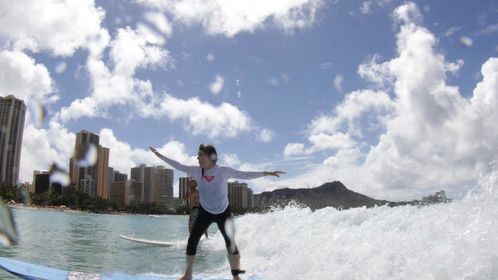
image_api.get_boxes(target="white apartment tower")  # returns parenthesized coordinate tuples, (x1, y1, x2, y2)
(0, 95, 26, 186)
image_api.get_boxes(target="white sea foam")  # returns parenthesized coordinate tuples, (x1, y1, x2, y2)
(209, 171, 498, 279)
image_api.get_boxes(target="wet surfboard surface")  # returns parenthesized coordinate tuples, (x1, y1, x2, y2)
(118, 234, 175, 246)
(0, 257, 260, 280)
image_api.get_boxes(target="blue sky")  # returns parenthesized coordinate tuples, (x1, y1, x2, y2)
(1, 0, 497, 200)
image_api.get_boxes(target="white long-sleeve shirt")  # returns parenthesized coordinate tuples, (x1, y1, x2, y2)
(158, 154, 264, 214)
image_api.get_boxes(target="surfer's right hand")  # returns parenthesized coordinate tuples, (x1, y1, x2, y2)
(149, 147, 159, 155)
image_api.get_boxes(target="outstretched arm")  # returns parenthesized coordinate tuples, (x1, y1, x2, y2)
(228, 167, 286, 180)
(263, 171, 286, 177)
(149, 147, 197, 174)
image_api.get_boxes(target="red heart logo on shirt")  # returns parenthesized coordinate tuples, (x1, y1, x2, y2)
(204, 175, 215, 182)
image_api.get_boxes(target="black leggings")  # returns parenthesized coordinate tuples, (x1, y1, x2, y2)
(186, 205, 239, 256)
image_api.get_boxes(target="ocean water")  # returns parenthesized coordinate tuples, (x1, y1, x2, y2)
(0, 171, 497, 280)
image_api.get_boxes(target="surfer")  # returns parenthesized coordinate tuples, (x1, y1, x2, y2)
(184, 179, 208, 238)
(150, 144, 285, 280)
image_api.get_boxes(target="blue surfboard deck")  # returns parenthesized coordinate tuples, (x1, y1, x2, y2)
(0, 257, 259, 280)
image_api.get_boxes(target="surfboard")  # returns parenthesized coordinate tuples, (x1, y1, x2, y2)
(118, 234, 174, 246)
(0, 257, 259, 280)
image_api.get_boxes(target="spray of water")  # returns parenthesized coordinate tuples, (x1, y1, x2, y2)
(203, 171, 498, 279)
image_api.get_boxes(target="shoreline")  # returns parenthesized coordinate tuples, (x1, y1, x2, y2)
(6, 202, 186, 216)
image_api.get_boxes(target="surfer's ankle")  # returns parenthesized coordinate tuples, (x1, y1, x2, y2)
(178, 274, 192, 280)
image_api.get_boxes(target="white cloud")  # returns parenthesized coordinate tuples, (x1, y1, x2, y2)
(158, 95, 253, 139)
(392, 2, 422, 25)
(207, 53, 215, 62)
(361, 1, 373, 14)
(320, 62, 333, 70)
(444, 26, 461, 37)
(20, 120, 75, 183)
(360, 0, 395, 15)
(98, 128, 199, 176)
(209, 75, 224, 95)
(0, 0, 105, 56)
(478, 24, 498, 35)
(281, 2, 498, 200)
(135, 0, 326, 37)
(308, 90, 394, 138)
(258, 129, 276, 143)
(358, 54, 394, 88)
(307, 132, 356, 153)
(144, 11, 173, 37)
(56, 26, 171, 123)
(221, 153, 241, 167)
(284, 143, 305, 157)
(323, 147, 361, 168)
(0, 50, 57, 103)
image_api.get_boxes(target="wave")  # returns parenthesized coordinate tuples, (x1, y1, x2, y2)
(207, 170, 498, 279)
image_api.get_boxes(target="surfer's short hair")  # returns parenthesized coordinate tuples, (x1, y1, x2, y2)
(199, 144, 218, 163)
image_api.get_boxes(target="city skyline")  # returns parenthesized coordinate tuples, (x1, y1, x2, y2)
(1, 1, 497, 201)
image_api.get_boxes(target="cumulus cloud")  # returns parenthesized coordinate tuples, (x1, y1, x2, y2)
(209, 75, 224, 95)
(77, 128, 199, 177)
(281, 2, 498, 200)
(158, 95, 253, 139)
(0, 50, 57, 103)
(56, 26, 171, 122)
(258, 129, 276, 143)
(20, 120, 75, 183)
(392, 2, 422, 25)
(53, 22, 258, 141)
(221, 153, 241, 166)
(135, 0, 326, 37)
(284, 143, 305, 157)
(0, 0, 105, 56)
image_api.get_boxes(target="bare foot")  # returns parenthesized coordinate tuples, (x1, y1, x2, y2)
(178, 274, 192, 280)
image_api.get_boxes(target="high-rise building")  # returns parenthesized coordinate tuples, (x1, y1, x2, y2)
(128, 179, 142, 203)
(179, 175, 194, 204)
(0, 95, 26, 186)
(179, 176, 189, 200)
(114, 171, 128, 182)
(33, 171, 50, 193)
(69, 130, 109, 197)
(97, 146, 109, 199)
(131, 164, 152, 202)
(228, 181, 254, 209)
(151, 166, 174, 210)
(80, 175, 95, 195)
(131, 164, 173, 209)
(110, 181, 127, 204)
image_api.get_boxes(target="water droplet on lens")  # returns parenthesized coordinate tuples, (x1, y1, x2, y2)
(0, 202, 19, 246)
(73, 143, 98, 167)
(224, 219, 237, 253)
(35, 103, 47, 126)
(460, 36, 473, 47)
(49, 163, 70, 187)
